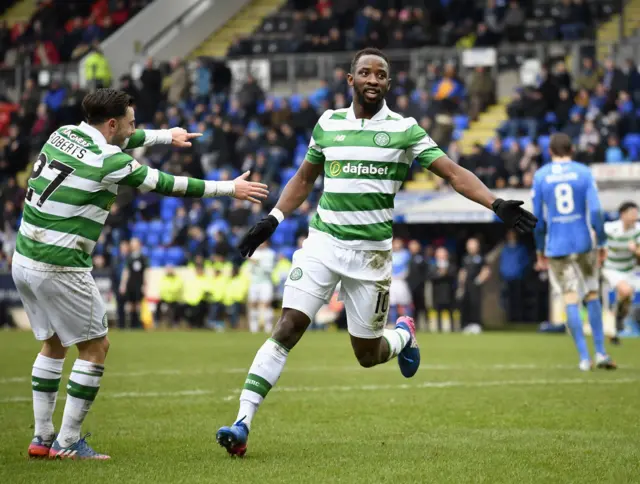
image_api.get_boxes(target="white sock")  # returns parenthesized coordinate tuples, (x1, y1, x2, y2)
(236, 338, 289, 430)
(264, 307, 274, 333)
(382, 328, 410, 361)
(32, 354, 64, 440)
(249, 307, 259, 333)
(58, 359, 104, 448)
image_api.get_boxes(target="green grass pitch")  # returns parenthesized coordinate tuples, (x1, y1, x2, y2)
(1, 330, 640, 483)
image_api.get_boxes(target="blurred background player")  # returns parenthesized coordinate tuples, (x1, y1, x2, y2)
(532, 133, 615, 371)
(111, 240, 129, 329)
(389, 238, 412, 323)
(118, 237, 147, 329)
(458, 237, 490, 333)
(12, 88, 268, 460)
(429, 246, 458, 332)
(247, 241, 276, 333)
(603, 202, 640, 344)
(407, 240, 428, 328)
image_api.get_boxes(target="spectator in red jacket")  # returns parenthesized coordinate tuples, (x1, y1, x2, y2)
(32, 40, 60, 66)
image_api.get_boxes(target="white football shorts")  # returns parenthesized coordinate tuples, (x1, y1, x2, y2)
(248, 282, 274, 304)
(12, 263, 108, 347)
(602, 268, 640, 291)
(283, 231, 392, 339)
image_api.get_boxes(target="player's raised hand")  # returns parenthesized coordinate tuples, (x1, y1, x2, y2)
(169, 127, 202, 148)
(492, 199, 538, 234)
(233, 171, 269, 204)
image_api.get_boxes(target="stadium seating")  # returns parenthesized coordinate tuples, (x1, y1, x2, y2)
(228, 0, 620, 57)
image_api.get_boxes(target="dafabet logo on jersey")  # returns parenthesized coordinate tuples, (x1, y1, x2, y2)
(329, 161, 389, 177)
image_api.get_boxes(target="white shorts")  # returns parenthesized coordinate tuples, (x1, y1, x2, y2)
(248, 282, 274, 304)
(548, 252, 598, 295)
(602, 269, 640, 291)
(283, 231, 392, 339)
(389, 278, 412, 306)
(12, 263, 108, 347)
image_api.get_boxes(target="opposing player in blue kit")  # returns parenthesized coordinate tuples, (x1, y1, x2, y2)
(532, 133, 616, 371)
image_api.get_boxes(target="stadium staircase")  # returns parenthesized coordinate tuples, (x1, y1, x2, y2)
(597, 0, 640, 59)
(452, 0, 640, 159)
(190, 0, 287, 58)
(0, 0, 37, 24)
(458, 100, 509, 155)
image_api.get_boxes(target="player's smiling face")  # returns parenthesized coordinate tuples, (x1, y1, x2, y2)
(348, 55, 390, 107)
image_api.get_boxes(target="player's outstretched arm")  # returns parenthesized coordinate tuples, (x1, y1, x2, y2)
(124, 127, 202, 150)
(104, 154, 268, 202)
(238, 160, 324, 258)
(429, 155, 538, 234)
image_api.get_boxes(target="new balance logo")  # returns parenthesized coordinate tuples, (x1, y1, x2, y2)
(333, 135, 346, 142)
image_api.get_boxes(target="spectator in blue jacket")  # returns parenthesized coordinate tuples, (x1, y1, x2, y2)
(43, 80, 67, 112)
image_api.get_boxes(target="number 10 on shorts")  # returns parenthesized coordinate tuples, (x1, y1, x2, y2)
(375, 291, 389, 315)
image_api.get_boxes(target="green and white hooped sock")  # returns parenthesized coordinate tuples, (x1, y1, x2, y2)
(236, 338, 289, 430)
(383, 327, 411, 361)
(58, 359, 104, 448)
(32, 354, 65, 440)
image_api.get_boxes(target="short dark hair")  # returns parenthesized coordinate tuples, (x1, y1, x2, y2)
(350, 47, 390, 74)
(619, 201, 638, 214)
(549, 133, 573, 157)
(82, 88, 133, 125)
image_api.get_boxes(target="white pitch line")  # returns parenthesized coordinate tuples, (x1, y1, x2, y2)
(2, 377, 638, 405)
(0, 363, 622, 385)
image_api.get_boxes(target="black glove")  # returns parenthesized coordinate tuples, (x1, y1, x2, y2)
(492, 199, 538, 234)
(238, 215, 279, 257)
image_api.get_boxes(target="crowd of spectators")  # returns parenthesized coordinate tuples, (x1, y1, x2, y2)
(473, 56, 640, 190)
(0, 0, 150, 67)
(228, 0, 605, 57)
(5, 49, 639, 272)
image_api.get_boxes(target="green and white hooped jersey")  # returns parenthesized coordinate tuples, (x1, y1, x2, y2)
(604, 220, 640, 272)
(15, 122, 206, 272)
(305, 102, 445, 251)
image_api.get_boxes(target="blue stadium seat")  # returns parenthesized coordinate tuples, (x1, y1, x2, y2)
(271, 218, 297, 247)
(544, 112, 557, 125)
(206, 169, 222, 181)
(502, 136, 516, 149)
(519, 136, 531, 148)
(146, 232, 161, 247)
(150, 247, 166, 267)
(132, 221, 149, 240)
(208, 219, 230, 236)
(485, 138, 495, 150)
(289, 94, 302, 112)
(453, 115, 469, 130)
(162, 231, 173, 246)
(622, 134, 640, 161)
(160, 198, 182, 222)
(281, 167, 297, 185)
(165, 247, 186, 266)
(538, 135, 551, 151)
(149, 219, 164, 235)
